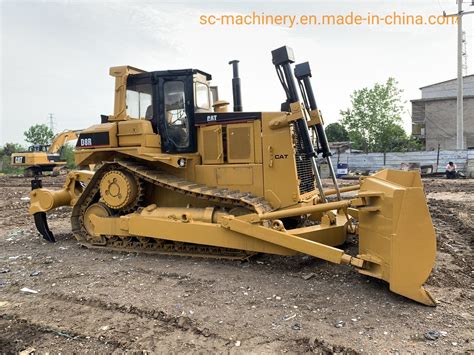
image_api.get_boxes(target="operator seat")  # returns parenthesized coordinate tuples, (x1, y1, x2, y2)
(165, 111, 188, 147)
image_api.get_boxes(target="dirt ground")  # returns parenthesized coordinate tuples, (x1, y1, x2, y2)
(0, 175, 472, 353)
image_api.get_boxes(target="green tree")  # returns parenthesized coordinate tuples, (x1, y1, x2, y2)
(376, 123, 407, 152)
(340, 78, 408, 153)
(60, 144, 76, 169)
(0, 142, 25, 157)
(406, 136, 424, 151)
(325, 122, 349, 142)
(0, 143, 25, 174)
(24, 124, 54, 145)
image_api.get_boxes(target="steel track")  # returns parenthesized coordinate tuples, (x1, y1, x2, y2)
(71, 161, 274, 259)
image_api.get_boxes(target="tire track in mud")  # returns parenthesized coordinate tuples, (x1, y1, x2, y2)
(0, 314, 120, 353)
(45, 290, 219, 337)
(3, 288, 229, 350)
(2, 290, 362, 353)
(1, 290, 230, 351)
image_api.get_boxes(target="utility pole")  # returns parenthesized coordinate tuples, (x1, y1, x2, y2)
(457, 0, 464, 150)
(444, 1, 474, 149)
(462, 31, 468, 75)
(48, 113, 55, 132)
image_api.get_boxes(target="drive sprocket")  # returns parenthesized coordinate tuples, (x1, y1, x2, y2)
(99, 170, 143, 211)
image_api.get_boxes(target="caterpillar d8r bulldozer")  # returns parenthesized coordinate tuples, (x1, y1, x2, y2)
(29, 46, 437, 305)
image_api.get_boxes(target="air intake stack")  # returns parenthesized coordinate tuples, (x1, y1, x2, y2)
(229, 60, 243, 112)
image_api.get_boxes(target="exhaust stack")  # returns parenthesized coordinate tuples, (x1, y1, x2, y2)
(228, 60, 243, 112)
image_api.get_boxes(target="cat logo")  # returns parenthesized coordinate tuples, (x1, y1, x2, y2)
(14, 156, 26, 164)
(275, 154, 289, 159)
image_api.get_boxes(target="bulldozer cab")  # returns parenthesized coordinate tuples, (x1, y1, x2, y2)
(124, 69, 213, 154)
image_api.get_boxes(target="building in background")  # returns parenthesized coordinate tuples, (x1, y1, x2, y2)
(411, 75, 474, 150)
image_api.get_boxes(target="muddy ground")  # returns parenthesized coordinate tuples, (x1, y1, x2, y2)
(0, 175, 472, 353)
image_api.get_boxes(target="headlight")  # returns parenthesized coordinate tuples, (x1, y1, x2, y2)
(178, 158, 186, 167)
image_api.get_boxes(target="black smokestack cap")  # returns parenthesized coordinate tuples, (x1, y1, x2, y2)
(271, 46, 295, 66)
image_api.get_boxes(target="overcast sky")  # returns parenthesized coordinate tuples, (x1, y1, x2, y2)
(1, 0, 473, 145)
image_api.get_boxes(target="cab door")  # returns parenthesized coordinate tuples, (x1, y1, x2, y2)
(155, 74, 196, 154)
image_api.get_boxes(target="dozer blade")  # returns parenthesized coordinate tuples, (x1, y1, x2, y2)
(33, 212, 56, 243)
(356, 170, 436, 306)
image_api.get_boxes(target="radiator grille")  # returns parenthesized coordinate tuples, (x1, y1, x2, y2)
(291, 123, 315, 195)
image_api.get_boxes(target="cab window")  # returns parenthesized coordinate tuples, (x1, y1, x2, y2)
(195, 82, 210, 109)
(164, 80, 189, 148)
(126, 83, 153, 119)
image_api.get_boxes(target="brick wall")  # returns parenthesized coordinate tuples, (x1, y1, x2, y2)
(424, 98, 474, 150)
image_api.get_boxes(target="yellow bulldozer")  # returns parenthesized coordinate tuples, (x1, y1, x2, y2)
(12, 130, 80, 176)
(28, 46, 436, 305)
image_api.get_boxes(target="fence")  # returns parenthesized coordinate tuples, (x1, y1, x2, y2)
(331, 149, 474, 173)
